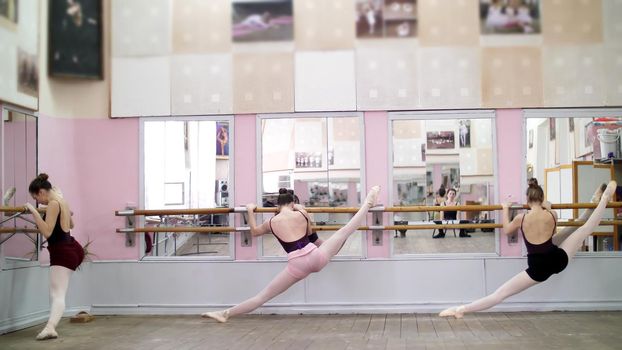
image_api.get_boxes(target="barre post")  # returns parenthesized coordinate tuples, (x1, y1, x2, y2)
(125, 205, 136, 247)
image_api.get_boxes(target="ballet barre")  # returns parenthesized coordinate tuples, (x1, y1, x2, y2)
(115, 202, 622, 216)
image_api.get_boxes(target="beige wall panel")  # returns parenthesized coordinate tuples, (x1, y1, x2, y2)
(233, 52, 294, 114)
(295, 0, 355, 50)
(172, 0, 231, 53)
(542, 0, 603, 45)
(482, 47, 542, 107)
(419, 0, 479, 46)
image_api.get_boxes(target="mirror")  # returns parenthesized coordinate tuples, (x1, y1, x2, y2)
(142, 119, 232, 258)
(1, 108, 38, 269)
(527, 116, 621, 252)
(260, 116, 363, 257)
(391, 117, 496, 255)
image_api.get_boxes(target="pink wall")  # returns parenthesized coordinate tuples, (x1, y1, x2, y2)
(496, 109, 524, 256)
(38, 115, 140, 261)
(364, 112, 390, 258)
(233, 114, 258, 260)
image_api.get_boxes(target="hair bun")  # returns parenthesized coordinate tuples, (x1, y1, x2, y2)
(38, 173, 49, 182)
(278, 188, 288, 195)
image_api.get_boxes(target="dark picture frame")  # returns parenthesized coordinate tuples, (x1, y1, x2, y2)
(458, 120, 471, 148)
(479, 0, 541, 35)
(549, 118, 556, 141)
(426, 131, 455, 150)
(48, 0, 103, 79)
(216, 122, 230, 159)
(232, 0, 293, 42)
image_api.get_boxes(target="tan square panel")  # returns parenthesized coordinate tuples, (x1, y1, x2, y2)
(171, 54, 233, 115)
(542, 0, 603, 45)
(172, 0, 231, 53)
(419, 0, 479, 46)
(482, 47, 543, 108)
(393, 120, 424, 139)
(295, 0, 355, 50)
(603, 0, 622, 45)
(605, 46, 622, 105)
(356, 47, 418, 110)
(418, 47, 481, 109)
(233, 52, 294, 114)
(543, 46, 605, 107)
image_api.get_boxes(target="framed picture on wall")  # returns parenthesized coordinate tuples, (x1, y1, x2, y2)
(17, 48, 38, 97)
(528, 129, 533, 149)
(48, 0, 103, 79)
(458, 120, 471, 148)
(426, 131, 455, 149)
(0, 0, 18, 28)
(216, 122, 229, 159)
(479, 0, 540, 35)
(232, 0, 293, 42)
(569, 118, 575, 132)
(356, 0, 417, 38)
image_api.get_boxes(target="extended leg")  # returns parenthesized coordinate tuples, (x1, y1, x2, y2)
(560, 181, 616, 261)
(439, 271, 538, 319)
(202, 269, 301, 322)
(318, 186, 379, 259)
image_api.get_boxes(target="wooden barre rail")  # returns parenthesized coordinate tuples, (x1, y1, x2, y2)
(0, 228, 39, 234)
(115, 220, 622, 234)
(0, 206, 45, 214)
(115, 202, 622, 216)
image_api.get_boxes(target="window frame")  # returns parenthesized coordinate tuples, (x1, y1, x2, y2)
(138, 115, 235, 262)
(256, 112, 367, 260)
(388, 110, 500, 259)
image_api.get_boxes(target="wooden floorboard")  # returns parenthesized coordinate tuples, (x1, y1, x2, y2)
(1, 312, 622, 350)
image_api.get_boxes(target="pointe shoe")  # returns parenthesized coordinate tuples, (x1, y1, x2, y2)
(35, 327, 58, 341)
(201, 309, 229, 323)
(590, 183, 608, 203)
(439, 306, 465, 319)
(2, 187, 15, 206)
(603, 181, 617, 202)
(366, 186, 380, 208)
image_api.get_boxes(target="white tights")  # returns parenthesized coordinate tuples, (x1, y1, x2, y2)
(225, 198, 374, 318)
(43, 266, 72, 332)
(447, 183, 614, 317)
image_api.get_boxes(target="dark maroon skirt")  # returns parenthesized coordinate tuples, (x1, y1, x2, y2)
(47, 237, 85, 271)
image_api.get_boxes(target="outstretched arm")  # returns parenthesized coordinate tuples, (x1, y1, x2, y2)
(246, 204, 270, 237)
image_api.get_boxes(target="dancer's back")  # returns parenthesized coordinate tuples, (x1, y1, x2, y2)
(270, 209, 309, 242)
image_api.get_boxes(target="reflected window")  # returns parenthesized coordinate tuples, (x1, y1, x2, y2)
(526, 113, 622, 252)
(260, 115, 363, 257)
(142, 119, 233, 258)
(391, 114, 496, 255)
(1, 108, 38, 269)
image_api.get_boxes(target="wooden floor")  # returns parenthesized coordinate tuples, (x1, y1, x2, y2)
(2, 312, 621, 349)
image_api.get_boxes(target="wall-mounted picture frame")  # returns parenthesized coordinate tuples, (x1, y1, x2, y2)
(232, 0, 293, 42)
(356, 0, 417, 38)
(48, 0, 103, 79)
(459, 120, 471, 148)
(479, 0, 540, 35)
(216, 122, 230, 159)
(426, 131, 455, 150)
(549, 118, 556, 141)
(17, 48, 38, 97)
(528, 129, 533, 149)
(0, 0, 18, 29)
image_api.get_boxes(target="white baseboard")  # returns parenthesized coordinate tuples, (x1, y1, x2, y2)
(90, 301, 622, 316)
(0, 306, 91, 335)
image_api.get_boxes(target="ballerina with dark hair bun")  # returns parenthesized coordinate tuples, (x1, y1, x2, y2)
(202, 186, 380, 323)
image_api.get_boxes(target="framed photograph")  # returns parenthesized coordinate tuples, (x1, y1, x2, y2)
(528, 129, 533, 149)
(421, 143, 426, 162)
(49, 0, 103, 79)
(295, 152, 322, 168)
(569, 117, 574, 132)
(458, 120, 471, 148)
(479, 0, 540, 35)
(216, 122, 230, 159)
(426, 131, 455, 150)
(232, 0, 293, 42)
(17, 49, 38, 97)
(549, 118, 556, 141)
(356, 0, 417, 38)
(0, 0, 18, 28)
